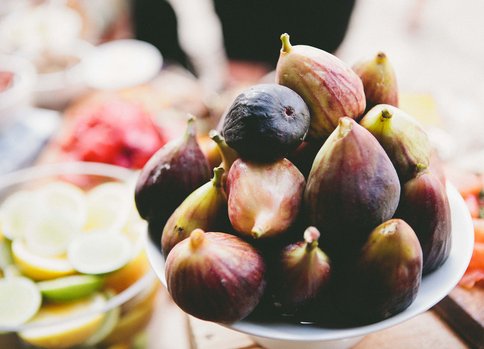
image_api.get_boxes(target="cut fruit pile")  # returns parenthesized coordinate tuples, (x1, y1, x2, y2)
(0, 179, 153, 348)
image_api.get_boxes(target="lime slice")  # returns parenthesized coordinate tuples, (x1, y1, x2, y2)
(12, 239, 75, 281)
(0, 190, 39, 240)
(0, 276, 42, 326)
(38, 181, 87, 230)
(0, 238, 13, 270)
(19, 293, 106, 349)
(84, 182, 131, 233)
(38, 275, 104, 302)
(84, 293, 120, 346)
(68, 233, 132, 275)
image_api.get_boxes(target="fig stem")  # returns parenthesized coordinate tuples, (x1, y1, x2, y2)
(375, 52, 387, 65)
(280, 33, 292, 54)
(209, 130, 238, 171)
(381, 109, 393, 120)
(190, 229, 205, 250)
(338, 117, 353, 138)
(212, 166, 225, 187)
(251, 227, 264, 239)
(303, 227, 320, 251)
(184, 114, 197, 140)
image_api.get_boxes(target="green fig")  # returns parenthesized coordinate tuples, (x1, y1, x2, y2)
(161, 167, 227, 257)
(352, 52, 399, 111)
(396, 170, 452, 274)
(135, 116, 211, 243)
(165, 229, 266, 323)
(226, 158, 305, 239)
(276, 33, 366, 140)
(360, 104, 432, 181)
(305, 117, 400, 260)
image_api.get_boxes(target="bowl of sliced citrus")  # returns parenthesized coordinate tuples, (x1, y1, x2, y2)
(0, 162, 158, 349)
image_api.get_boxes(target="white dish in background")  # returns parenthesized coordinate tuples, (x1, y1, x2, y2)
(83, 39, 163, 90)
(146, 182, 474, 349)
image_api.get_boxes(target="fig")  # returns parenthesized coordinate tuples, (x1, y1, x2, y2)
(276, 33, 366, 140)
(227, 158, 305, 239)
(352, 52, 399, 111)
(395, 170, 452, 274)
(135, 116, 211, 243)
(222, 83, 310, 162)
(276, 226, 331, 312)
(165, 229, 266, 323)
(305, 117, 400, 260)
(350, 219, 423, 323)
(209, 130, 238, 173)
(360, 104, 431, 181)
(161, 167, 227, 257)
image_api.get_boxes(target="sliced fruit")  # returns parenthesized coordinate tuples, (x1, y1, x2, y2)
(84, 300, 120, 346)
(38, 275, 104, 302)
(104, 250, 150, 294)
(0, 276, 42, 326)
(19, 293, 106, 349)
(12, 239, 75, 281)
(84, 182, 131, 233)
(0, 190, 39, 240)
(0, 238, 12, 270)
(68, 233, 132, 275)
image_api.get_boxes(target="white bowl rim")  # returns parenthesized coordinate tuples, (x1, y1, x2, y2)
(147, 181, 474, 342)
(0, 161, 156, 332)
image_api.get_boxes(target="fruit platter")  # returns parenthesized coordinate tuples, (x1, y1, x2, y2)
(138, 34, 475, 349)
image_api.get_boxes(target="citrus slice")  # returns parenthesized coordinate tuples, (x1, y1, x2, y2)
(0, 238, 12, 270)
(84, 295, 120, 346)
(0, 190, 39, 240)
(38, 275, 104, 302)
(68, 233, 132, 275)
(84, 182, 131, 233)
(19, 293, 106, 349)
(12, 239, 75, 281)
(0, 277, 42, 326)
(38, 181, 87, 230)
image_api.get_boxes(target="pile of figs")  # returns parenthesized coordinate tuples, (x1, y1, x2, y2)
(134, 34, 452, 326)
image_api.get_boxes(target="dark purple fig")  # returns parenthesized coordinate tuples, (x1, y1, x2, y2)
(222, 83, 310, 162)
(135, 116, 211, 243)
(226, 158, 305, 239)
(352, 219, 423, 323)
(276, 226, 331, 312)
(305, 117, 400, 260)
(352, 52, 399, 111)
(276, 33, 366, 140)
(161, 167, 227, 257)
(396, 170, 452, 274)
(360, 104, 431, 181)
(165, 229, 266, 323)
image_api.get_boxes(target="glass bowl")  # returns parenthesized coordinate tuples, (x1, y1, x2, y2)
(146, 182, 474, 349)
(0, 162, 158, 349)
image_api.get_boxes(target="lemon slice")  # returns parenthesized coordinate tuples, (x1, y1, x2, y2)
(12, 239, 75, 281)
(0, 190, 39, 240)
(19, 293, 106, 349)
(68, 233, 132, 275)
(38, 275, 104, 302)
(84, 182, 131, 233)
(38, 181, 87, 230)
(0, 277, 42, 326)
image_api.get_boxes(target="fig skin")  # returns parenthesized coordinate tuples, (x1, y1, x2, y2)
(222, 83, 311, 162)
(226, 158, 305, 239)
(360, 104, 431, 182)
(395, 170, 452, 274)
(165, 229, 266, 323)
(161, 167, 227, 257)
(352, 52, 399, 111)
(305, 117, 401, 260)
(135, 116, 211, 243)
(276, 33, 366, 140)
(276, 227, 331, 312)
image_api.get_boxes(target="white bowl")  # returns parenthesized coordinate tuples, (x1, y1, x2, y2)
(146, 182, 474, 349)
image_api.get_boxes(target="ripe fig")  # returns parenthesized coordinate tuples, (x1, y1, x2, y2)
(276, 33, 366, 140)
(275, 227, 331, 312)
(352, 52, 399, 111)
(222, 83, 310, 162)
(165, 229, 266, 323)
(305, 117, 400, 260)
(135, 116, 211, 243)
(360, 104, 431, 181)
(227, 158, 305, 239)
(351, 219, 423, 323)
(395, 170, 452, 274)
